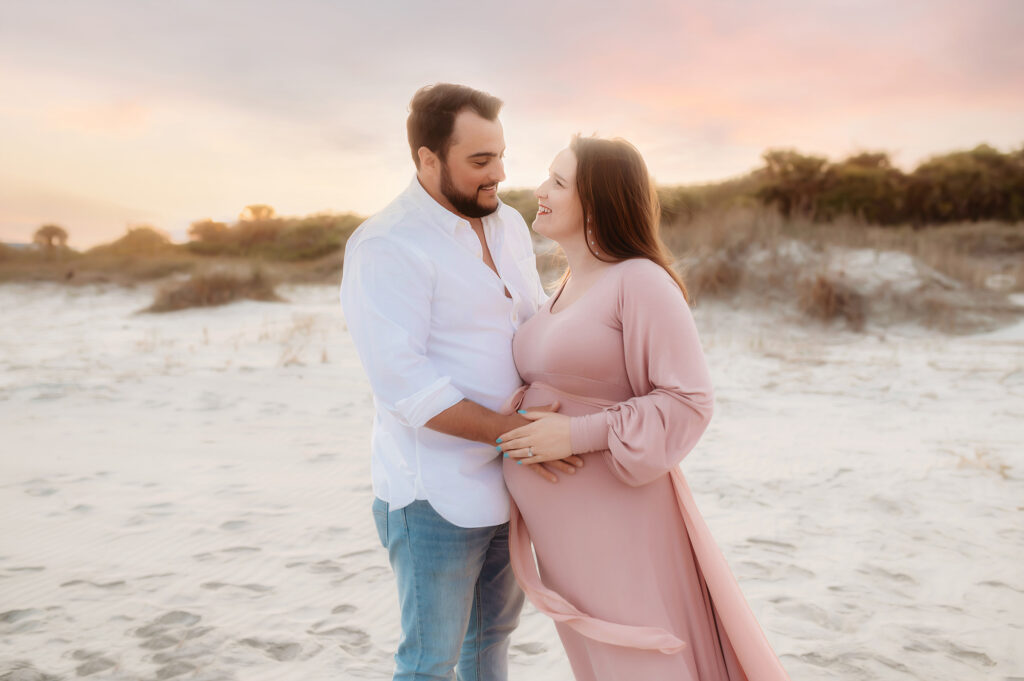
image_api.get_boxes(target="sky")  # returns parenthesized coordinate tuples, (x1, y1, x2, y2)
(1, 0, 1022, 247)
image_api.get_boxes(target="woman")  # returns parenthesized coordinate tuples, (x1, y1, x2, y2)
(497, 136, 791, 680)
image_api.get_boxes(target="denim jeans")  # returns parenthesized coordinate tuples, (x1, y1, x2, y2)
(372, 498, 524, 681)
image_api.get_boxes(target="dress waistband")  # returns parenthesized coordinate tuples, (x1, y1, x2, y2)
(505, 380, 617, 413)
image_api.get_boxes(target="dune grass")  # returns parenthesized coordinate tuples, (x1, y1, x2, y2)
(654, 208, 1021, 332)
(4, 205, 1020, 331)
(145, 269, 283, 313)
(660, 208, 1023, 293)
(797, 274, 868, 330)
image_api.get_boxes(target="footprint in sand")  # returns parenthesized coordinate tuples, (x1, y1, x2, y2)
(154, 660, 196, 679)
(308, 619, 371, 654)
(24, 487, 57, 497)
(0, 608, 48, 636)
(0, 662, 60, 680)
(140, 635, 179, 651)
(306, 452, 338, 463)
(0, 609, 40, 624)
(219, 520, 250, 531)
(201, 582, 273, 593)
(942, 641, 996, 667)
(160, 612, 202, 627)
(71, 650, 117, 676)
(977, 579, 1024, 593)
(512, 642, 546, 655)
(308, 560, 344, 574)
(745, 537, 798, 552)
(239, 637, 302, 661)
(192, 546, 261, 562)
(60, 579, 126, 589)
(134, 610, 205, 650)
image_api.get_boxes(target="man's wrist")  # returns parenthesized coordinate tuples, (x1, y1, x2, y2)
(490, 413, 526, 444)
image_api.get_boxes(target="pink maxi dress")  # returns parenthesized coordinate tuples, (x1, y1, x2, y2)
(502, 258, 790, 681)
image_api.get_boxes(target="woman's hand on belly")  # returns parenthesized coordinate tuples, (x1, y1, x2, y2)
(499, 411, 574, 464)
(497, 400, 584, 479)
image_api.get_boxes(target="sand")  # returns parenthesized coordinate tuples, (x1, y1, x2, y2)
(0, 281, 1021, 680)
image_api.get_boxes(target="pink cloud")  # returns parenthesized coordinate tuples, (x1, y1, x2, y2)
(49, 99, 150, 135)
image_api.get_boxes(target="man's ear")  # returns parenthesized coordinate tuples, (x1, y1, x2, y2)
(417, 146, 438, 172)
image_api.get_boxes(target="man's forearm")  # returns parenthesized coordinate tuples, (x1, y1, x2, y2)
(425, 399, 525, 445)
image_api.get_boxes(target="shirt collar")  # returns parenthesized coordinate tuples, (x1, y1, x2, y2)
(404, 175, 503, 235)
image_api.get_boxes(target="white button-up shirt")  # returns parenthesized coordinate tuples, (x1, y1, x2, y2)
(341, 177, 546, 528)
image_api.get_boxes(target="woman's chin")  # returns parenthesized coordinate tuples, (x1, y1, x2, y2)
(530, 218, 556, 241)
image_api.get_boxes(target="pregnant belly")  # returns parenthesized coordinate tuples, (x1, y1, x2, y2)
(502, 383, 680, 599)
(502, 382, 618, 520)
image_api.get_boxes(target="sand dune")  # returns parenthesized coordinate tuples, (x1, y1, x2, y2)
(1, 283, 1021, 680)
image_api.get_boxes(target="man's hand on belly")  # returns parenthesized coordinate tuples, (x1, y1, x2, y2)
(425, 399, 583, 483)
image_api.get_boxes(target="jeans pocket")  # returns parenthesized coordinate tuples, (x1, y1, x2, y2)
(371, 498, 389, 547)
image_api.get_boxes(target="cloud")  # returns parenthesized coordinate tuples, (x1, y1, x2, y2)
(49, 100, 150, 135)
(0, 0, 1021, 245)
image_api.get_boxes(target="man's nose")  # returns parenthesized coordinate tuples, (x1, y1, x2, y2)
(494, 159, 506, 184)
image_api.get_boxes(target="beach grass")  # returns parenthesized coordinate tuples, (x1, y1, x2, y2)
(145, 269, 283, 313)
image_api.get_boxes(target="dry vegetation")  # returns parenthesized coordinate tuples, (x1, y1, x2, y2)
(4, 143, 1022, 328)
(661, 208, 1023, 291)
(145, 269, 283, 313)
(0, 221, 353, 292)
(797, 275, 867, 331)
(5, 210, 1020, 329)
(655, 208, 1023, 332)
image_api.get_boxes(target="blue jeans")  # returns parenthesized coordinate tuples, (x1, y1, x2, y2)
(372, 498, 524, 681)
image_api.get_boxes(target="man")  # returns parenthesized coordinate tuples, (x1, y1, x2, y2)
(340, 83, 582, 681)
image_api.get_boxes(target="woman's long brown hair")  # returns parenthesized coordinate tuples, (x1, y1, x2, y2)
(570, 135, 688, 301)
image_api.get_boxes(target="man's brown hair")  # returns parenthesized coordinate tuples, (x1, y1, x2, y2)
(407, 83, 503, 168)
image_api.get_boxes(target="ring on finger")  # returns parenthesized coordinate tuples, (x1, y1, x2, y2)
(528, 446, 534, 457)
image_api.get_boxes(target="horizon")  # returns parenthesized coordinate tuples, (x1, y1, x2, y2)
(2, 0, 1022, 248)
(4, 137, 1021, 250)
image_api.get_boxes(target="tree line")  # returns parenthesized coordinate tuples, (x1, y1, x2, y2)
(12, 142, 1023, 264)
(656, 144, 1024, 227)
(185, 205, 363, 260)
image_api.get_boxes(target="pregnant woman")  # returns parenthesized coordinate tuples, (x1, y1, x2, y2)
(497, 136, 791, 680)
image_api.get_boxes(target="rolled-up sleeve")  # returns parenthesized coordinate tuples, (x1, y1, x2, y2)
(341, 236, 465, 428)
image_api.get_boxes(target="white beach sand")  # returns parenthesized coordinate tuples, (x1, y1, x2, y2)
(1, 282, 1021, 680)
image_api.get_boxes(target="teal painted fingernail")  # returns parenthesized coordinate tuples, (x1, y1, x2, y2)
(516, 460, 522, 465)
(496, 445, 503, 453)
(517, 410, 526, 414)
(503, 453, 509, 458)
(496, 438, 502, 444)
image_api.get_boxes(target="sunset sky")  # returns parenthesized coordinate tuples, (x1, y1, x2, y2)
(1, 0, 1021, 247)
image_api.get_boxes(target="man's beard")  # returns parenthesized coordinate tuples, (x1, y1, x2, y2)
(440, 161, 498, 219)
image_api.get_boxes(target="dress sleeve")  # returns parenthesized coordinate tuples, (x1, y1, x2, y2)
(569, 261, 714, 486)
